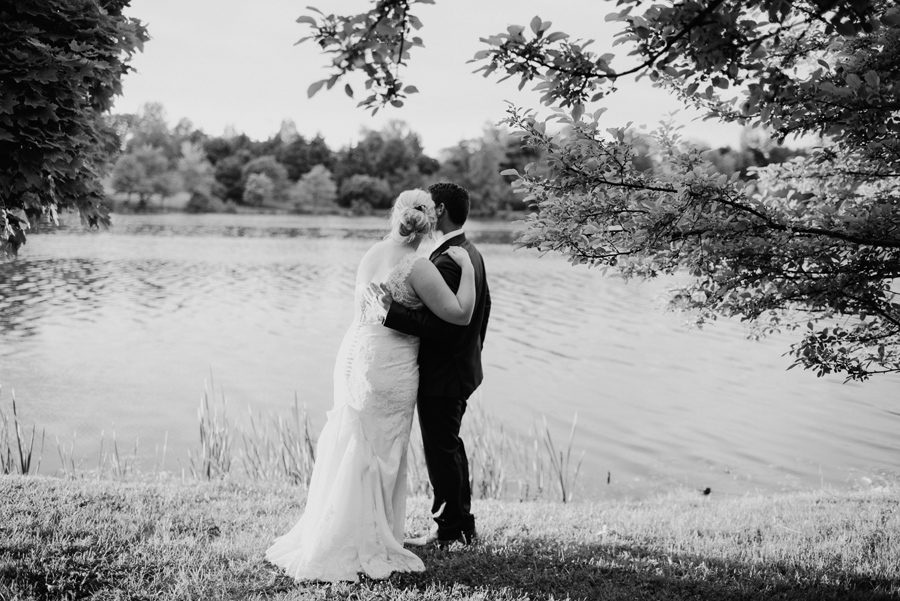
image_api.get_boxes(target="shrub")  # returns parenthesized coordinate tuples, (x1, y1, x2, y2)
(337, 174, 391, 209)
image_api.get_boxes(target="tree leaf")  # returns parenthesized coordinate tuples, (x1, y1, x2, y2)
(572, 103, 584, 122)
(307, 79, 327, 98)
(545, 32, 569, 43)
(864, 70, 880, 88)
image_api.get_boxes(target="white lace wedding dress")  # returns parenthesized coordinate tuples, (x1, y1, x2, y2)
(265, 253, 426, 582)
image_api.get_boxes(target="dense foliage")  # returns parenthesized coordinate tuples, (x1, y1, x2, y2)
(0, 0, 147, 257)
(299, 0, 900, 380)
(107, 109, 555, 215)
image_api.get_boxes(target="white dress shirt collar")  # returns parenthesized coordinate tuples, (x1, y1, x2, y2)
(432, 228, 465, 249)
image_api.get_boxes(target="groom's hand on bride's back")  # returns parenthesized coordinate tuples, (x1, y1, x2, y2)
(365, 282, 392, 321)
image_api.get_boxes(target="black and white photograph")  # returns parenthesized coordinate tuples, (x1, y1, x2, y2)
(1, 1, 899, 599)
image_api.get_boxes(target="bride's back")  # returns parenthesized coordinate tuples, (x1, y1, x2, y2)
(353, 240, 421, 321)
(356, 240, 413, 286)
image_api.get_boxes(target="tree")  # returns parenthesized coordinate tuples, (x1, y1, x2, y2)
(204, 137, 234, 166)
(290, 164, 338, 211)
(332, 121, 436, 197)
(109, 145, 179, 210)
(0, 0, 148, 257)
(178, 141, 215, 196)
(277, 134, 335, 181)
(241, 155, 289, 203)
(439, 126, 522, 215)
(213, 154, 248, 203)
(120, 102, 178, 161)
(299, 1, 900, 380)
(306, 135, 336, 173)
(243, 172, 274, 206)
(278, 119, 300, 145)
(150, 169, 181, 210)
(337, 174, 392, 211)
(110, 154, 145, 203)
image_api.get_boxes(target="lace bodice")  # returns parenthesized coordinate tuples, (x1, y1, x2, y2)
(358, 253, 423, 323)
(384, 253, 424, 310)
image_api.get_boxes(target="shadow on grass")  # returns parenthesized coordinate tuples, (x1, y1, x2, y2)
(375, 536, 898, 601)
(3, 531, 897, 601)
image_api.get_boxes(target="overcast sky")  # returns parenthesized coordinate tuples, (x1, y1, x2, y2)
(116, 0, 745, 156)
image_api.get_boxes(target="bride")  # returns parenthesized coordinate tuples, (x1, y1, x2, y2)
(265, 189, 476, 582)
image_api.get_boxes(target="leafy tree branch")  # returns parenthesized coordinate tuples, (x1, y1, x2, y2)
(298, 0, 899, 380)
(0, 0, 148, 257)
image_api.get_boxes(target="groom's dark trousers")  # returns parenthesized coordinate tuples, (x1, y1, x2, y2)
(383, 233, 490, 540)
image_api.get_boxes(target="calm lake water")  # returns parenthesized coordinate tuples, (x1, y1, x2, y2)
(1, 213, 897, 498)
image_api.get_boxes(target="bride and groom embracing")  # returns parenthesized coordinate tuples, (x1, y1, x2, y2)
(265, 182, 491, 582)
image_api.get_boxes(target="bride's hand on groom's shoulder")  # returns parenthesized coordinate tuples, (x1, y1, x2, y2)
(365, 282, 392, 319)
(443, 246, 471, 269)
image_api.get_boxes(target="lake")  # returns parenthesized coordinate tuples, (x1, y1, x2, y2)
(1, 212, 897, 499)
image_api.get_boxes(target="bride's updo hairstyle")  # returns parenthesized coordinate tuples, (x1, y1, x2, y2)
(388, 189, 436, 244)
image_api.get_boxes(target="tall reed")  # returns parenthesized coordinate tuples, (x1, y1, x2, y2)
(187, 385, 585, 501)
(56, 429, 143, 480)
(541, 414, 585, 503)
(0, 387, 44, 476)
(56, 432, 79, 479)
(401, 400, 585, 502)
(475, 410, 585, 503)
(461, 401, 515, 500)
(0, 376, 586, 502)
(98, 430, 140, 479)
(239, 394, 316, 486)
(188, 382, 233, 479)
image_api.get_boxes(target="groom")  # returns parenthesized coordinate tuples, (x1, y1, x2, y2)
(372, 182, 491, 547)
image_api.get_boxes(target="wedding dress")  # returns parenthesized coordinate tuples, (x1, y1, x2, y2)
(265, 252, 426, 582)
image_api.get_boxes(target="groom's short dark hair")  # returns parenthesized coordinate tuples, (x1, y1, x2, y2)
(428, 182, 469, 226)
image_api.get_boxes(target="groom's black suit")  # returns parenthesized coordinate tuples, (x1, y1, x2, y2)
(383, 233, 490, 540)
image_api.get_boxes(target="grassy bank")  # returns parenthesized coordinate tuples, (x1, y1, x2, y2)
(1, 476, 897, 600)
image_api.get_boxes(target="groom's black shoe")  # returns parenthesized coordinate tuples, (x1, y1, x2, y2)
(404, 528, 475, 549)
(461, 528, 477, 546)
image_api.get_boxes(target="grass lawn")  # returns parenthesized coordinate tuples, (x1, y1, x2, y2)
(1, 476, 897, 600)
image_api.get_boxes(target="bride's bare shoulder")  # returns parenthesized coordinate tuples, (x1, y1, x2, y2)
(358, 240, 388, 263)
(356, 240, 394, 282)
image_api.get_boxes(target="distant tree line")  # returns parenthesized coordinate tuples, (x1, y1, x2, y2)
(109, 103, 803, 216)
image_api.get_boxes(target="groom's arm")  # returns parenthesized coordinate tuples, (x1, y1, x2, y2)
(383, 256, 462, 340)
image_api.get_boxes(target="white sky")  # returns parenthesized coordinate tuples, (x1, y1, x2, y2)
(116, 0, 745, 156)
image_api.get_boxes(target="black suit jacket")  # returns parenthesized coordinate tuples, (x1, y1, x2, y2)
(383, 233, 491, 400)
